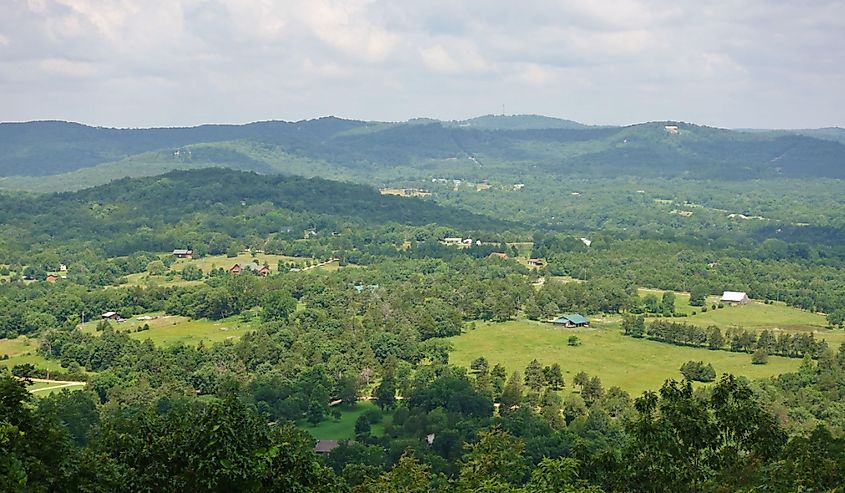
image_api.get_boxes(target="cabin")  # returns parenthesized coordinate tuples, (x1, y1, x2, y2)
(314, 440, 340, 454)
(45, 274, 58, 283)
(527, 258, 544, 267)
(442, 237, 463, 245)
(229, 262, 270, 276)
(101, 311, 122, 321)
(58, 264, 67, 272)
(172, 249, 193, 259)
(552, 314, 590, 328)
(720, 291, 749, 305)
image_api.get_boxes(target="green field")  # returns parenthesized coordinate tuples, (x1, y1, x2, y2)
(299, 401, 389, 440)
(449, 319, 802, 396)
(0, 336, 68, 373)
(79, 314, 256, 347)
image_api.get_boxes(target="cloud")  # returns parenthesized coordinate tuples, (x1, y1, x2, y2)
(0, 0, 842, 128)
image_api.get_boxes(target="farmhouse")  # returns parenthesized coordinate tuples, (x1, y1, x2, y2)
(552, 314, 590, 328)
(45, 274, 58, 283)
(314, 440, 340, 454)
(101, 311, 122, 321)
(527, 258, 544, 267)
(172, 249, 193, 259)
(229, 262, 270, 276)
(721, 291, 750, 305)
(442, 237, 463, 245)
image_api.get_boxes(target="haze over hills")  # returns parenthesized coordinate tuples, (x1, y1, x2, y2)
(1, 115, 844, 193)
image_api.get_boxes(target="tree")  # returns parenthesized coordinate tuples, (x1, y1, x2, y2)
(261, 290, 297, 322)
(180, 264, 203, 281)
(146, 260, 166, 276)
(573, 371, 589, 391)
(660, 291, 676, 316)
(458, 428, 528, 490)
(706, 325, 724, 350)
(524, 359, 545, 391)
(500, 372, 523, 414)
(526, 457, 604, 493)
(544, 363, 565, 390)
(355, 414, 371, 437)
(679, 361, 716, 382)
(622, 315, 645, 338)
(581, 376, 604, 406)
(689, 285, 707, 307)
(337, 375, 360, 409)
(752, 349, 769, 365)
(471, 356, 490, 375)
(375, 361, 397, 411)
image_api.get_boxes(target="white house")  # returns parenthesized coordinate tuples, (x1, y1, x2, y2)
(720, 291, 749, 305)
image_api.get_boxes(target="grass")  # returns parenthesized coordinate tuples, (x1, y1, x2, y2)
(79, 313, 257, 347)
(0, 336, 68, 373)
(448, 319, 802, 396)
(299, 401, 390, 440)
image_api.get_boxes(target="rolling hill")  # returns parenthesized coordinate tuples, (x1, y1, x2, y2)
(1, 116, 845, 193)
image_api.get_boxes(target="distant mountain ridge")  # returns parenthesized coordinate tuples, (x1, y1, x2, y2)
(1, 116, 844, 192)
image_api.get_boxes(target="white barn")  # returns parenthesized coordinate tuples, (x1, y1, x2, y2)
(720, 291, 749, 305)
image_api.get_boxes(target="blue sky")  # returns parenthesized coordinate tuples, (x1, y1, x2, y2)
(1, 0, 843, 128)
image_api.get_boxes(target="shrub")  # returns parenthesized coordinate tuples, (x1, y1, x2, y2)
(680, 361, 716, 382)
(568, 335, 580, 346)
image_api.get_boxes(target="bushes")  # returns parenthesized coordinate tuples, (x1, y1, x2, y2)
(680, 361, 716, 382)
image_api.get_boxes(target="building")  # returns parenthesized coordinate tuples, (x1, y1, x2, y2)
(58, 264, 67, 272)
(552, 314, 590, 328)
(101, 311, 122, 321)
(527, 258, 544, 267)
(172, 249, 193, 259)
(314, 440, 340, 454)
(665, 125, 679, 135)
(442, 237, 463, 245)
(45, 274, 58, 283)
(229, 262, 270, 276)
(720, 291, 749, 305)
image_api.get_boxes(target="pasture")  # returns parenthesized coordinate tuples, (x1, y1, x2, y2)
(448, 319, 802, 396)
(299, 401, 390, 440)
(79, 313, 256, 347)
(0, 336, 66, 373)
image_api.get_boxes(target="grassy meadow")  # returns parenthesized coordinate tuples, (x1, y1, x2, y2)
(449, 319, 803, 396)
(79, 313, 257, 347)
(0, 336, 67, 373)
(299, 400, 390, 440)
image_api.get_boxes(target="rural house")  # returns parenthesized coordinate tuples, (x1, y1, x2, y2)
(172, 249, 193, 259)
(45, 274, 58, 283)
(229, 262, 270, 276)
(720, 291, 749, 305)
(527, 258, 544, 267)
(101, 311, 122, 321)
(552, 314, 590, 328)
(314, 440, 339, 454)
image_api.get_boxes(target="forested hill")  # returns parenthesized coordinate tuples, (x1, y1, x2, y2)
(2, 117, 845, 191)
(0, 168, 507, 254)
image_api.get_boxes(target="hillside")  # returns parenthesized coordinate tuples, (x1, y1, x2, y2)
(0, 168, 508, 256)
(2, 117, 845, 193)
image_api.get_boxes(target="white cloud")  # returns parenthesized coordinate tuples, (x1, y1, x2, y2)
(0, 0, 842, 128)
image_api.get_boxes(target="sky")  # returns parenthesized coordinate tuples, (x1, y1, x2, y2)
(1, 0, 844, 129)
